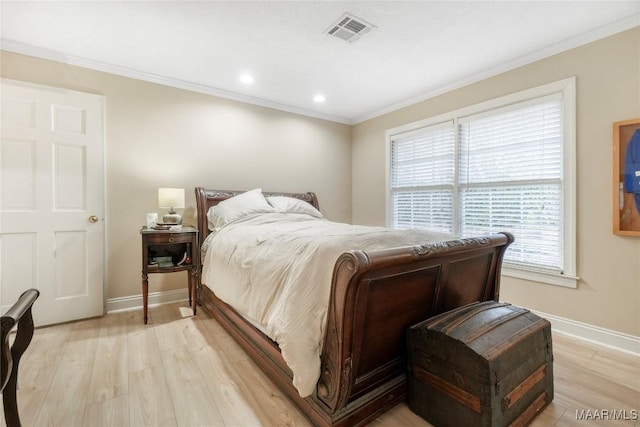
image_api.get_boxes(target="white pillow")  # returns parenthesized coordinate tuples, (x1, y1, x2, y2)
(207, 189, 274, 230)
(266, 196, 323, 219)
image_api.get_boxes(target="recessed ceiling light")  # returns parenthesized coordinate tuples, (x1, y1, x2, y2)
(313, 94, 326, 103)
(239, 74, 254, 84)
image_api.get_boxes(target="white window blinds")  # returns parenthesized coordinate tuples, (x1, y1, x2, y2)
(390, 122, 455, 233)
(459, 94, 564, 273)
(388, 88, 573, 281)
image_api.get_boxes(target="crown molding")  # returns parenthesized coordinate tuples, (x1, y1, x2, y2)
(3, 12, 638, 127)
(353, 13, 640, 124)
(0, 39, 353, 125)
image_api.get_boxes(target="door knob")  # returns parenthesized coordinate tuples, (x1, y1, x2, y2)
(89, 215, 99, 223)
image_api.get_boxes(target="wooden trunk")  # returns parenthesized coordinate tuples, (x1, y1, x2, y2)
(407, 301, 553, 427)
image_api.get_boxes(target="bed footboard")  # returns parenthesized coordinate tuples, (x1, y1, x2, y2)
(317, 232, 514, 423)
(200, 232, 513, 426)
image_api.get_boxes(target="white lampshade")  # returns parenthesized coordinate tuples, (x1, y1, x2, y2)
(158, 188, 185, 209)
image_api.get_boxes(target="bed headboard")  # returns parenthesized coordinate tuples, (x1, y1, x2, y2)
(194, 187, 319, 242)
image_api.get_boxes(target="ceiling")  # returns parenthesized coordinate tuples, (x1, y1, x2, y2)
(1, 1, 639, 124)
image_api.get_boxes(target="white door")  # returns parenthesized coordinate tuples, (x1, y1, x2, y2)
(0, 79, 104, 326)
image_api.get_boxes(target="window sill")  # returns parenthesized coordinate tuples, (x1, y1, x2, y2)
(502, 266, 579, 288)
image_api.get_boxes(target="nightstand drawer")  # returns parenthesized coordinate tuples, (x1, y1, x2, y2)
(146, 233, 194, 244)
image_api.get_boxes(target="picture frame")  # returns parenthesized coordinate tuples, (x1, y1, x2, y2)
(146, 212, 158, 229)
(613, 118, 640, 236)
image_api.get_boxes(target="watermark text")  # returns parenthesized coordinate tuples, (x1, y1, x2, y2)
(575, 409, 638, 421)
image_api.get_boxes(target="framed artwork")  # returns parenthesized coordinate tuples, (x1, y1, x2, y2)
(613, 118, 640, 236)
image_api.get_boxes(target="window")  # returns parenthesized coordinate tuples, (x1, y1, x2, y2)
(387, 78, 577, 287)
(390, 121, 455, 233)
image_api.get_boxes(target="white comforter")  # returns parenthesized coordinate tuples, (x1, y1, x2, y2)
(201, 212, 451, 397)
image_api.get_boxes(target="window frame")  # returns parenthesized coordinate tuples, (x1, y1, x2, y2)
(385, 77, 577, 288)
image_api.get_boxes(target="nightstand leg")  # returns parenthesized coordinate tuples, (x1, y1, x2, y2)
(142, 272, 149, 324)
(191, 269, 198, 315)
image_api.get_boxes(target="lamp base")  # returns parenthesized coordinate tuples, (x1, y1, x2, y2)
(163, 212, 182, 225)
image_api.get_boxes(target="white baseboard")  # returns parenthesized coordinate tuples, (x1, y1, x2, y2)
(106, 291, 639, 355)
(533, 310, 640, 356)
(106, 289, 188, 313)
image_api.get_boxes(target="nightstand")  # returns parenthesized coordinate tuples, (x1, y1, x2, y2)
(140, 226, 199, 324)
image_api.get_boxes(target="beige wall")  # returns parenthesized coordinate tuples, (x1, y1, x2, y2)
(1, 50, 352, 301)
(2, 28, 639, 337)
(352, 28, 640, 336)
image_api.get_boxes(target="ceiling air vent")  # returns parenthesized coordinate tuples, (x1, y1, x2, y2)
(325, 13, 375, 43)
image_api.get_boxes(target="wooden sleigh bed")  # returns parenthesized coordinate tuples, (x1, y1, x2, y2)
(195, 187, 514, 426)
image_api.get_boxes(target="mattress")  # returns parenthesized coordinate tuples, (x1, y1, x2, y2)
(201, 211, 451, 397)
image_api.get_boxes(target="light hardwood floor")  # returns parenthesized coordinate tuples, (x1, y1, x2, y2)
(2, 301, 638, 426)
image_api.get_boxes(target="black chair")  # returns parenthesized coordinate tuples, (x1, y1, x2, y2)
(1, 289, 39, 427)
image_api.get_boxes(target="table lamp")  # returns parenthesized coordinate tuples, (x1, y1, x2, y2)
(158, 188, 185, 225)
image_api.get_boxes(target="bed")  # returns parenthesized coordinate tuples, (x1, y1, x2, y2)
(195, 187, 513, 426)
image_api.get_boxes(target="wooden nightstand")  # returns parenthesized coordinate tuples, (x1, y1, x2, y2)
(140, 226, 199, 324)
